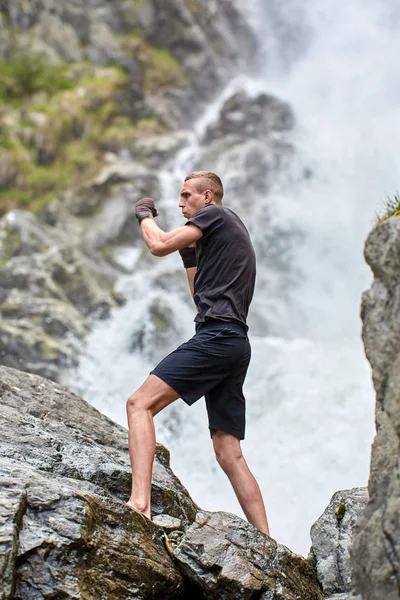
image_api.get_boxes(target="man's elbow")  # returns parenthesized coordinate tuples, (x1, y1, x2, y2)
(149, 242, 169, 257)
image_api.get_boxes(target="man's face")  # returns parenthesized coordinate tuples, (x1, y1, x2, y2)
(179, 179, 207, 219)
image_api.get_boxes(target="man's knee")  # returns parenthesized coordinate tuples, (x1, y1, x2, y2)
(212, 431, 243, 471)
(126, 389, 147, 416)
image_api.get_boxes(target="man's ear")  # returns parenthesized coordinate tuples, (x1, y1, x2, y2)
(204, 190, 212, 204)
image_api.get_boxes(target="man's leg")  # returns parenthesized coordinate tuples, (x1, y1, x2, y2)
(126, 374, 179, 518)
(212, 430, 270, 536)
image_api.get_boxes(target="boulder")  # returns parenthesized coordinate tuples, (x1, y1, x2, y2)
(174, 510, 323, 600)
(0, 210, 127, 380)
(0, 364, 198, 598)
(310, 487, 368, 596)
(351, 216, 400, 600)
(1, 465, 184, 600)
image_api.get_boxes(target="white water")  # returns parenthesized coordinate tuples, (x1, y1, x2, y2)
(69, 0, 400, 555)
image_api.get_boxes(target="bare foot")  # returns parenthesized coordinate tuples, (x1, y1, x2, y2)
(125, 501, 151, 520)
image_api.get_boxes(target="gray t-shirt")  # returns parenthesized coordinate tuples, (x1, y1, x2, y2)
(187, 205, 256, 328)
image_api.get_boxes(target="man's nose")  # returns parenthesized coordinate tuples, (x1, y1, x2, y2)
(179, 198, 185, 207)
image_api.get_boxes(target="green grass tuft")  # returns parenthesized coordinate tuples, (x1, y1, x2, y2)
(0, 52, 74, 100)
(377, 192, 400, 222)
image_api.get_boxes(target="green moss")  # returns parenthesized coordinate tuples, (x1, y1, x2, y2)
(335, 503, 346, 521)
(188, 0, 202, 14)
(377, 193, 400, 222)
(144, 47, 189, 95)
(0, 52, 74, 101)
(0, 130, 20, 150)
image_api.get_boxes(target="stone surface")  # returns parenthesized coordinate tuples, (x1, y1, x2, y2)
(310, 487, 368, 596)
(1, 466, 184, 600)
(0, 364, 200, 597)
(351, 216, 400, 600)
(174, 510, 323, 600)
(0, 0, 256, 111)
(0, 211, 124, 380)
(0, 364, 329, 599)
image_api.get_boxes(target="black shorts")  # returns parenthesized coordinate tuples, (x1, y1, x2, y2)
(150, 319, 251, 440)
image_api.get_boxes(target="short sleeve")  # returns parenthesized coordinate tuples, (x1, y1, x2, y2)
(186, 205, 224, 234)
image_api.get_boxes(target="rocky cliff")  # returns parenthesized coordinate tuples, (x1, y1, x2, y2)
(0, 364, 324, 599)
(0, 0, 296, 379)
(351, 216, 400, 600)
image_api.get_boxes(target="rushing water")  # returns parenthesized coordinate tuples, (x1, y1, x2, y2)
(69, 0, 400, 555)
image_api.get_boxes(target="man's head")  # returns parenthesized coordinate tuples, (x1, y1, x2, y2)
(179, 171, 224, 219)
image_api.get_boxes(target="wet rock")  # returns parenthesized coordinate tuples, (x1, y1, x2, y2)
(310, 487, 368, 596)
(174, 510, 323, 600)
(199, 90, 294, 199)
(204, 91, 294, 143)
(351, 216, 400, 600)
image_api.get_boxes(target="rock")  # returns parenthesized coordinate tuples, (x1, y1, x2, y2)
(0, 365, 198, 525)
(198, 90, 294, 198)
(153, 514, 183, 532)
(351, 216, 400, 600)
(0, 364, 202, 598)
(174, 510, 323, 600)
(325, 594, 362, 600)
(310, 487, 369, 596)
(0, 210, 127, 379)
(0, 150, 20, 190)
(1, 465, 184, 600)
(203, 91, 294, 143)
(148, 0, 257, 100)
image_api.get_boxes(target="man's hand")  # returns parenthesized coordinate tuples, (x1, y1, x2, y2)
(135, 198, 159, 223)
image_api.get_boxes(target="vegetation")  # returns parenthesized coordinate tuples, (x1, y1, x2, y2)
(0, 52, 74, 100)
(0, 34, 189, 217)
(377, 193, 400, 222)
(144, 47, 189, 95)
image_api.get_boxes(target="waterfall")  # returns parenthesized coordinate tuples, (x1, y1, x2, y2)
(69, 0, 400, 555)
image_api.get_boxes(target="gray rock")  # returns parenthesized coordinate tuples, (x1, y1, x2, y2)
(152, 514, 182, 532)
(0, 365, 198, 525)
(351, 216, 400, 600)
(203, 91, 294, 144)
(0, 364, 203, 598)
(174, 510, 323, 600)
(1, 464, 184, 600)
(325, 594, 362, 600)
(310, 487, 368, 595)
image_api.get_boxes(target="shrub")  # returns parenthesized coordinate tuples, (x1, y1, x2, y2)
(0, 52, 74, 100)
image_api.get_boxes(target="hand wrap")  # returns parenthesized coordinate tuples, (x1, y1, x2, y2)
(135, 197, 158, 223)
(179, 247, 197, 268)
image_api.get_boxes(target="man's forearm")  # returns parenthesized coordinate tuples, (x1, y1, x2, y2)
(139, 218, 202, 256)
(140, 217, 166, 254)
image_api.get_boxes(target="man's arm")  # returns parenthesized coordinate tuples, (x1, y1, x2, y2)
(140, 218, 202, 256)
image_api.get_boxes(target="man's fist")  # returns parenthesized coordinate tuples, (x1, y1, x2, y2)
(135, 197, 159, 223)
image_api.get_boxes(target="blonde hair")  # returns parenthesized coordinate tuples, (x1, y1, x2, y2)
(184, 171, 224, 205)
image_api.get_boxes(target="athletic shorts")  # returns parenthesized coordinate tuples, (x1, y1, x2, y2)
(150, 319, 251, 440)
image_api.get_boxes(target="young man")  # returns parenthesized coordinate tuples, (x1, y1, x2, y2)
(127, 171, 270, 535)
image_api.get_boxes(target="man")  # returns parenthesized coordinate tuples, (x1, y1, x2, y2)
(127, 171, 270, 536)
